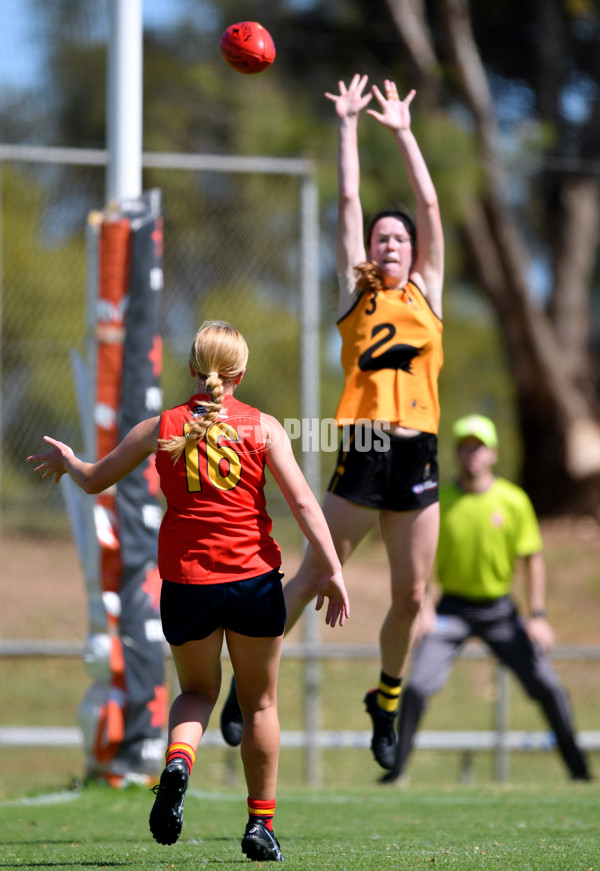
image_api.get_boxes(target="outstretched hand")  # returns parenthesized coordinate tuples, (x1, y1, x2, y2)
(315, 570, 350, 628)
(325, 73, 373, 120)
(367, 80, 415, 132)
(27, 436, 74, 484)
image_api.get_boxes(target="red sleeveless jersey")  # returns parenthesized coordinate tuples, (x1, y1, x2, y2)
(155, 393, 281, 584)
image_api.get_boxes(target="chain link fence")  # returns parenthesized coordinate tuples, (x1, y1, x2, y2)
(1, 146, 332, 542)
(0, 144, 336, 785)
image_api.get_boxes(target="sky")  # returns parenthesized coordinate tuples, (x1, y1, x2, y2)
(0, 0, 193, 91)
(1, 0, 593, 123)
(0, 0, 318, 93)
(0, 0, 45, 89)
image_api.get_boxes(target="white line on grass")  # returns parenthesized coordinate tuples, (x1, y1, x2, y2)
(187, 789, 569, 806)
(0, 790, 83, 808)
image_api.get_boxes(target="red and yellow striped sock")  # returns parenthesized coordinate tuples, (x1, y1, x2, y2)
(166, 742, 196, 773)
(248, 797, 276, 831)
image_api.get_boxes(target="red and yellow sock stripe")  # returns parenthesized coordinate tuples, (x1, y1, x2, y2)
(248, 797, 276, 831)
(166, 742, 196, 772)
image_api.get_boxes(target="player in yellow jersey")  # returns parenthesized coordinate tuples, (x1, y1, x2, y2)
(221, 74, 444, 773)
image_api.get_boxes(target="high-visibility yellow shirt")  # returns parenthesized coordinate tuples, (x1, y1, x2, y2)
(436, 478, 543, 600)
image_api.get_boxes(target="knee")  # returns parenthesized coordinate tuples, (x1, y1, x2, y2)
(239, 697, 279, 727)
(284, 558, 322, 606)
(392, 586, 425, 623)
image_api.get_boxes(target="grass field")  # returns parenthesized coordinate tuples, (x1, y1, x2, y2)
(2, 781, 599, 869)
(1, 520, 599, 868)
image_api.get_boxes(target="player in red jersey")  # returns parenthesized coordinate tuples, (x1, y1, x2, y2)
(28, 319, 349, 863)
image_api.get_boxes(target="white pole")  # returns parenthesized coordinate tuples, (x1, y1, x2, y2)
(300, 171, 322, 787)
(106, 0, 143, 204)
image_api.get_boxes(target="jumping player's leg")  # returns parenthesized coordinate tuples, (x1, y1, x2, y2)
(365, 503, 439, 770)
(220, 492, 376, 749)
(379, 503, 439, 677)
(283, 490, 377, 631)
(381, 610, 470, 783)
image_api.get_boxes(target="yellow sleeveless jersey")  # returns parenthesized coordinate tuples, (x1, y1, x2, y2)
(335, 279, 443, 433)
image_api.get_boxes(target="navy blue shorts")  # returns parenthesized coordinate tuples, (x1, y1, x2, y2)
(160, 568, 286, 645)
(327, 429, 439, 511)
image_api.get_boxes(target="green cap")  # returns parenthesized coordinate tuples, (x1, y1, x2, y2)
(452, 414, 498, 449)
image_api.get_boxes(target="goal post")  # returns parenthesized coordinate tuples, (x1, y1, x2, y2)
(73, 190, 166, 786)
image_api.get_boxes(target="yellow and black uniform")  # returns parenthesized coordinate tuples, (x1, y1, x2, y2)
(335, 279, 443, 431)
(328, 279, 442, 511)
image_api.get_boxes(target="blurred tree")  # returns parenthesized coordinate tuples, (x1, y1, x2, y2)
(17, 0, 600, 516)
(2, 166, 85, 497)
(382, 0, 600, 515)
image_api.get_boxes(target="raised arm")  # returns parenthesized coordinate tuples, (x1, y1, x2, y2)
(325, 74, 373, 319)
(368, 81, 444, 317)
(261, 413, 349, 627)
(27, 416, 160, 493)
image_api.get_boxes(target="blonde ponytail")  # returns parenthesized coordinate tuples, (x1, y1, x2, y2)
(159, 321, 248, 463)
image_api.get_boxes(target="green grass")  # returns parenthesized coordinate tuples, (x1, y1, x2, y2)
(1, 525, 599, 870)
(2, 653, 600, 797)
(1, 781, 599, 869)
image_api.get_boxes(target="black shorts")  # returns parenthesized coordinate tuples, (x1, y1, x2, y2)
(160, 568, 286, 645)
(327, 429, 439, 511)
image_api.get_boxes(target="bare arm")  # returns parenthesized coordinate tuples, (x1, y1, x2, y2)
(27, 416, 160, 494)
(368, 82, 445, 317)
(325, 74, 373, 319)
(262, 413, 349, 627)
(522, 552, 555, 651)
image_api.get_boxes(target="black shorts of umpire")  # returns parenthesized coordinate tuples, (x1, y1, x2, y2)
(160, 568, 286, 644)
(327, 428, 439, 511)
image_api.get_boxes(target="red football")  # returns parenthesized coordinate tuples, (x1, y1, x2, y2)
(220, 21, 276, 74)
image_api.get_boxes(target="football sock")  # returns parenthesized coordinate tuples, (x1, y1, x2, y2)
(165, 741, 196, 773)
(248, 797, 276, 831)
(377, 672, 402, 714)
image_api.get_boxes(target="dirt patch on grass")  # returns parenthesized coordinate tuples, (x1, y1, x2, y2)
(1, 517, 598, 644)
(1, 533, 87, 642)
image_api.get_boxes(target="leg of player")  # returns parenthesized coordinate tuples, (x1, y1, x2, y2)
(227, 630, 285, 862)
(284, 492, 376, 630)
(150, 629, 224, 845)
(220, 492, 376, 747)
(380, 610, 468, 783)
(220, 674, 244, 747)
(365, 504, 439, 770)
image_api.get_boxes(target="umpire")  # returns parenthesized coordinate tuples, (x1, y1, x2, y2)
(382, 414, 591, 783)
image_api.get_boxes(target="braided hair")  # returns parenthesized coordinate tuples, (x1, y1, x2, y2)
(159, 320, 249, 463)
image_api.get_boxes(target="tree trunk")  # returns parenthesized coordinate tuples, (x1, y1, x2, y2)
(386, 0, 600, 517)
